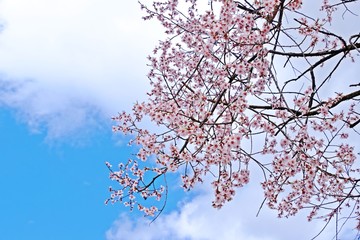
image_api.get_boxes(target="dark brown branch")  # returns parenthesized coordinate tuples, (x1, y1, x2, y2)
(269, 42, 360, 57)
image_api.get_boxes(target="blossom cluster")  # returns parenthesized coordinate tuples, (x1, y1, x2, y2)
(107, 0, 360, 232)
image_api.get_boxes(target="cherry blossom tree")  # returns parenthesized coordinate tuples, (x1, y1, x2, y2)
(107, 0, 360, 237)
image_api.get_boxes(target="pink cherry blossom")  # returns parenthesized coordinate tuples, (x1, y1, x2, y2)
(107, 0, 360, 237)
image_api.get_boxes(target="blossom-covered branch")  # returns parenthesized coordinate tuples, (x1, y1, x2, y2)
(107, 0, 360, 237)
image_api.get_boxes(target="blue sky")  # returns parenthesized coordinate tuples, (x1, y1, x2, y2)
(0, 1, 155, 239)
(0, 1, 359, 240)
(0, 108, 120, 240)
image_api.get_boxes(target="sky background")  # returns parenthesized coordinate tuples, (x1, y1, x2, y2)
(0, 1, 358, 240)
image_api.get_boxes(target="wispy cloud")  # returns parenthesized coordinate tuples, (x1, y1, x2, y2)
(0, 0, 161, 141)
(0, 78, 110, 144)
(106, 180, 351, 240)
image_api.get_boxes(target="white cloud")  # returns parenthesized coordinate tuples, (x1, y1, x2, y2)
(0, 0, 162, 140)
(106, 179, 357, 240)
